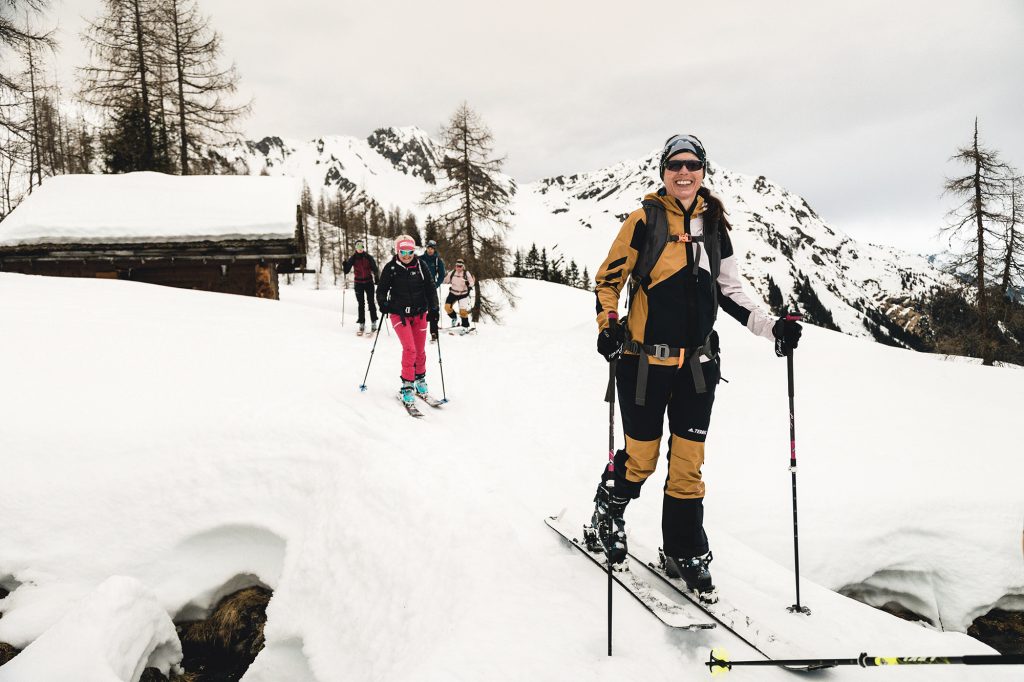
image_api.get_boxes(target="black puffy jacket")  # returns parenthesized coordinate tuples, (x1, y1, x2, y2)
(376, 256, 439, 316)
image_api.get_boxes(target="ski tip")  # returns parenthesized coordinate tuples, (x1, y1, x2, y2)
(708, 648, 731, 676)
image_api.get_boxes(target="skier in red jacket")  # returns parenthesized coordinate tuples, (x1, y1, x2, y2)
(343, 241, 380, 335)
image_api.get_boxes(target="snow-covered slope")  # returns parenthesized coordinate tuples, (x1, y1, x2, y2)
(0, 272, 1020, 681)
(210, 128, 953, 347)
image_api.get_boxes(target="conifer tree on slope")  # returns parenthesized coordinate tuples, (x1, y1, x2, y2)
(79, 0, 163, 171)
(941, 118, 1010, 366)
(0, 0, 51, 130)
(1, 0, 53, 196)
(159, 0, 248, 174)
(995, 172, 1024, 323)
(422, 102, 514, 322)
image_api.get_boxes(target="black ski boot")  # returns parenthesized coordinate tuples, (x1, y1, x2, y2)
(584, 484, 630, 569)
(662, 550, 717, 604)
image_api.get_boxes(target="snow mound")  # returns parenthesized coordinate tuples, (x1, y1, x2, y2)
(0, 576, 180, 682)
(0, 273, 1020, 681)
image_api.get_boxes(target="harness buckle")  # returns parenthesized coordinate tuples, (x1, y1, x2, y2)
(650, 344, 671, 361)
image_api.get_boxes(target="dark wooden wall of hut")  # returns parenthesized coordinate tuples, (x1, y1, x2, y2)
(0, 261, 280, 299)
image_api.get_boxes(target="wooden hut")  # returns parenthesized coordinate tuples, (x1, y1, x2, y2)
(0, 172, 307, 299)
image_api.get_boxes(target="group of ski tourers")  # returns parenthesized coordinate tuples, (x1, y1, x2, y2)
(341, 136, 1024, 673)
(585, 134, 803, 605)
(344, 237, 476, 408)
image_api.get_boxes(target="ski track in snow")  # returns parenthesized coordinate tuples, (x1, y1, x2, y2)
(0, 272, 1020, 681)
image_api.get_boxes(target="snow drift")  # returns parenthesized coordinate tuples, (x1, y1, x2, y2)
(0, 272, 1020, 681)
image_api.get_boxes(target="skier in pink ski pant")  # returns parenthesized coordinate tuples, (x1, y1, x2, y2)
(375, 235, 440, 405)
(391, 312, 428, 382)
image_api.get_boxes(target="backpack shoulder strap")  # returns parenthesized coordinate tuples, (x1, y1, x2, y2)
(633, 199, 669, 287)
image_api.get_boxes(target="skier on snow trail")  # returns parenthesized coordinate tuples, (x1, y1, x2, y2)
(590, 134, 803, 603)
(376, 235, 441, 408)
(420, 239, 446, 342)
(443, 258, 475, 330)
(342, 240, 380, 335)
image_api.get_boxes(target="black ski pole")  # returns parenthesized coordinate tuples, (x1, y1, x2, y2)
(606, 355, 617, 657)
(602, 316, 622, 657)
(707, 648, 1024, 674)
(359, 302, 387, 391)
(783, 312, 810, 615)
(434, 313, 448, 403)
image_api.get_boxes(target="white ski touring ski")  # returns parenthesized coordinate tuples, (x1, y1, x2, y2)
(415, 392, 446, 408)
(628, 544, 835, 671)
(546, 513, 715, 630)
(397, 393, 424, 418)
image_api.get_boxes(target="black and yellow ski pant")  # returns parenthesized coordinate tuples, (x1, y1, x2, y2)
(600, 354, 720, 558)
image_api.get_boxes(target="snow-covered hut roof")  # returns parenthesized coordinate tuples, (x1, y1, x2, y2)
(0, 172, 302, 247)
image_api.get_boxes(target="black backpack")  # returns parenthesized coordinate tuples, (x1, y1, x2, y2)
(627, 197, 723, 321)
(621, 196, 724, 402)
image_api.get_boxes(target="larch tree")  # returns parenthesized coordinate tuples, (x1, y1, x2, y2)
(1, 1, 53, 201)
(996, 172, 1024, 320)
(79, 0, 164, 171)
(1, 0, 51, 129)
(941, 118, 1010, 366)
(422, 102, 514, 321)
(21, 31, 44, 188)
(158, 0, 247, 174)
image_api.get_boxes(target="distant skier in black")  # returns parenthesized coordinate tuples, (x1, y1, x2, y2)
(343, 240, 379, 335)
(376, 235, 440, 407)
(590, 134, 803, 603)
(420, 239, 446, 342)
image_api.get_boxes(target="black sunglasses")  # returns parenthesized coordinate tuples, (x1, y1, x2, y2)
(665, 159, 704, 173)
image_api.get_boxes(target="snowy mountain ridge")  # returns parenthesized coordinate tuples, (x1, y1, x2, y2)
(208, 126, 954, 346)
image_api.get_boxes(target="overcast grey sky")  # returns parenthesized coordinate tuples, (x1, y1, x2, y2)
(44, 0, 1024, 253)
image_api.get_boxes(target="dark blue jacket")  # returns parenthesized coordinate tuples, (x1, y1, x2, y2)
(420, 251, 446, 288)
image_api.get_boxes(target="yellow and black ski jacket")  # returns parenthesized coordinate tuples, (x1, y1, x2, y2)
(595, 187, 775, 371)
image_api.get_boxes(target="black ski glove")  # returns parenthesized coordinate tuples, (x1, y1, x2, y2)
(378, 303, 389, 315)
(426, 308, 440, 323)
(772, 316, 803, 357)
(597, 317, 625, 361)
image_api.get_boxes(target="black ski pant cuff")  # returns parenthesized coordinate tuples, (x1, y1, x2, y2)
(662, 495, 709, 558)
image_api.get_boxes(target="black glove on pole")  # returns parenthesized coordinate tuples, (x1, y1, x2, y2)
(597, 316, 625, 362)
(778, 312, 810, 614)
(773, 314, 803, 357)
